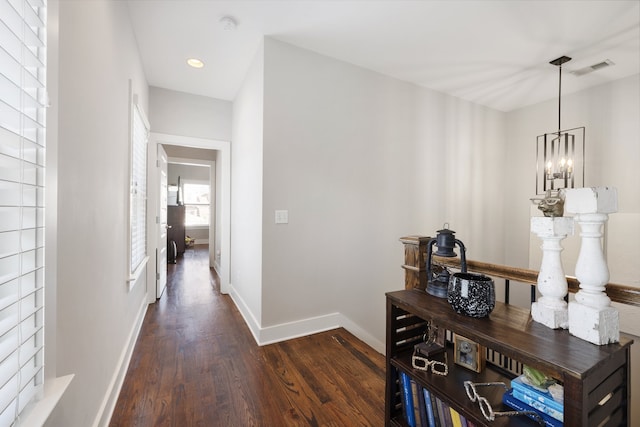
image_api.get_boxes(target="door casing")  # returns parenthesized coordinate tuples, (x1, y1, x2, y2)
(146, 133, 231, 304)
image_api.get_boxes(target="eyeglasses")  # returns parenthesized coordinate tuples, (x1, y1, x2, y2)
(411, 353, 448, 376)
(463, 381, 544, 425)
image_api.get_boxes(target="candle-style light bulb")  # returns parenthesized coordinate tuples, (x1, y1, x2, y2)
(546, 161, 553, 175)
(567, 158, 573, 174)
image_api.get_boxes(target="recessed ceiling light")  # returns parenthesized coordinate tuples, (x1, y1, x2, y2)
(187, 58, 204, 69)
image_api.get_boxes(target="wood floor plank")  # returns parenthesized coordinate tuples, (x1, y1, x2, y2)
(109, 246, 385, 426)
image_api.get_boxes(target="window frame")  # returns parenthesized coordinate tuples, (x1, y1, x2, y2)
(127, 92, 149, 285)
(182, 179, 211, 227)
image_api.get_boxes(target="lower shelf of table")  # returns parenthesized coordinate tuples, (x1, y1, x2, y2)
(389, 347, 547, 427)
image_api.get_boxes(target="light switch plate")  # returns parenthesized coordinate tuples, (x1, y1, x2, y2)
(275, 210, 288, 224)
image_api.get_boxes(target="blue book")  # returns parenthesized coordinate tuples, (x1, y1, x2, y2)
(422, 388, 436, 427)
(400, 372, 416, 427)
(503, 388, 563, 427)
(511, 375, 563, 413)
(512, 389, 563, 422)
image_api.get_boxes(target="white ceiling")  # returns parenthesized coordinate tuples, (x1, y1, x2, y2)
(127, 0, 640, 112)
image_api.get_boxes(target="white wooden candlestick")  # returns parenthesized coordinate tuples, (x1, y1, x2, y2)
(565, 187, 619, 345)
(530, 217, 574, 329)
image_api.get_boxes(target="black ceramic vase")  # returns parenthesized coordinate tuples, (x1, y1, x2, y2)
(447, 272, 495, 318)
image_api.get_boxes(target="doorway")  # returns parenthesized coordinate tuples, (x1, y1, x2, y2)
(166, 156, 212, 264)
(146, 133, 231, 304)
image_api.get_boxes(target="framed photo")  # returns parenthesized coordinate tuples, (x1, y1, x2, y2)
(453, 334, 485, 373)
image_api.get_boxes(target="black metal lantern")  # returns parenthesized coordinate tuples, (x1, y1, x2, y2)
(426, 224, 467, 298)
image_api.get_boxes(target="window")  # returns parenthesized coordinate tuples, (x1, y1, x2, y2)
(129, 96, 149, 279)
(183, 181, 210, 226)
(0, 0, 47, 424)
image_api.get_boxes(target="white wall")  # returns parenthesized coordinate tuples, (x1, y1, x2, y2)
(48, 1, 149, 426)
(149, 86, 232, 141)
(231, 38, 505, 349)
(168, 162, 210, 186)
(230, 42, 265, 334)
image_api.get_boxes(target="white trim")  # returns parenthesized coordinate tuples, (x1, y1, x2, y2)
(132, 94, 150, 130)
(338, 315, 385, 354)
(94, 297, 148, 427)
(259, 313, 343, 346)
(127, 255, 149, 285)
(228, 284, 262, 344)
(128, 82, 149, 282)
(213, 261, 222, 280)
(15, 375, 74, 427)
(147, 133, 231, 299)
(228, 284, 385, 353)
(167, 157, 213, 167)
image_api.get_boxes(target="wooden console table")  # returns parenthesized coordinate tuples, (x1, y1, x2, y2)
(390, 236, 638, 426)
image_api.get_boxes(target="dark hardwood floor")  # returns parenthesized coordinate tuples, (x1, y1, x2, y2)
(109, 246, 386, 426)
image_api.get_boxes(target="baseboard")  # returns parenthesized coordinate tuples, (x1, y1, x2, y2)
(338, 314, 385, 354)
(259, 312, 343, 346)
(93, 297, 148, 427)
(228, 284, 262, 345)
(212, 261, 221, 283)
(227, 285, 384, 353)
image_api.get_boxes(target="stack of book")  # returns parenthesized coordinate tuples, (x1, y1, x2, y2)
(398, 371, 476, 427)
(502, 375, 564, 427)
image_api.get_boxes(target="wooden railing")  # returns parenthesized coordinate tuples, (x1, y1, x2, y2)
(434, 255, 640, 308)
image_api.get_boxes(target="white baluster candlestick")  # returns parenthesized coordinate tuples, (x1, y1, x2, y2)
(530, 217, 574, 329)
(565, 187, 619, 345)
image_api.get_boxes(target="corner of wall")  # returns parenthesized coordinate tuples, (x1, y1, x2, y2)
(226, 286, 385, 354)
(228, 284, 262, 345)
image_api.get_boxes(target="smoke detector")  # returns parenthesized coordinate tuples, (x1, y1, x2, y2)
(220, 16, 237, 31)
(570, 59, 615, 76)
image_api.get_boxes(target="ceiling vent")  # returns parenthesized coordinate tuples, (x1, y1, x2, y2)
(571, 59, 615, 76)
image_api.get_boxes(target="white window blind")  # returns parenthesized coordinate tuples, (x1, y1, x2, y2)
(130, 98, 148, 276)
(0, 0, 47, 425)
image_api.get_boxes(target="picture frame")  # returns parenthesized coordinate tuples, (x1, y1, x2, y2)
(453, 334, 485, 373)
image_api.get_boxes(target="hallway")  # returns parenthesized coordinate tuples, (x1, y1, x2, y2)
(109, 246, 386, 426)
